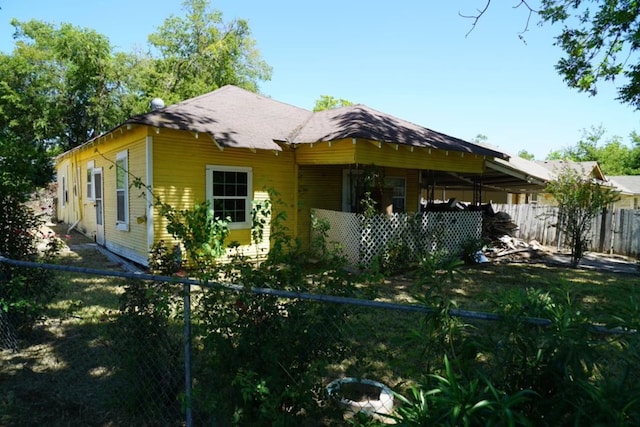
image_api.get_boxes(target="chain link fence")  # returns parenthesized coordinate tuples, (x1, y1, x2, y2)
(2, 247, 638, 426)
(1, 252, 426, 425)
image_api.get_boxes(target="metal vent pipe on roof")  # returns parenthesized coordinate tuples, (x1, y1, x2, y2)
(150, 98, 165, 111)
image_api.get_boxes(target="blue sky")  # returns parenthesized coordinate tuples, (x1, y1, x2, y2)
(1, 0, 639, 160)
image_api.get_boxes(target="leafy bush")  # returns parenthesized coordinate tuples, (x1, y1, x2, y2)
(0, 193, 61, 334)
(191, 221, 356, 425)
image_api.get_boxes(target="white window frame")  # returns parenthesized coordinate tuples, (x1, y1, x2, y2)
(86, 160, 95, 201)
(342, 169, 363, 213)
(385, 176, 407, 213)
(61, 175, 68, 207)
(115, 150, 129, 231)
(205, 165, 252, 229)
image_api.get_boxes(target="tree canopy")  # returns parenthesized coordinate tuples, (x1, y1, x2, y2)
(546, 125, 640, 175)
(538, 0, 640, 109)
(146, 0, 272, 105)
(0, 0, 271, 156)
(469, 1, 640, 109)
(313, 95, 354, 111)
(0, 19, 126, 152)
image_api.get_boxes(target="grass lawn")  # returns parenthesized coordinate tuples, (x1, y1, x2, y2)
(385, 261, 640, 320)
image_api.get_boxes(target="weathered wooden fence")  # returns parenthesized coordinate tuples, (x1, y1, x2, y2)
(492, 204, 640, 258)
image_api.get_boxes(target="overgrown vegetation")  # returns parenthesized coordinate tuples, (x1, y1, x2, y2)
(0, 133, 60, 335)
(0, 195, 62, 334)
(4, 176, 640, 425)
(545, 164, 620, 267)
(3, 222, 640, 425)
(376, 254, 640, 426)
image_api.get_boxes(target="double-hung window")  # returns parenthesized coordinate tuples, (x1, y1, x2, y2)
(206, 165, 252, 229)
(86, 160, 95, 201)
(116, 150, 129, 230)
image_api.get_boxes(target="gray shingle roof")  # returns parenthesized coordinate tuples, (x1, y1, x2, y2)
(289, 104, 507, 159)
(536, 160, 605, 181)
(606, 176, 640, 194)
(125, 85, 507, 158)
(126, 85, 312, 151)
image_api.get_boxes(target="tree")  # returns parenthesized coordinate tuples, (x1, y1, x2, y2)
(625, 131, 640, 173)
(545, 164, 619, 267)
(465, 1, 640, 109)
(0, 0, 271, 154)
(471, 133, 489, 144)
(543, 126, 639, 175)
(518, 150, 535, 160)
(0, 19, 131, 152)
(313, 95, 353, 111)
(146, 0, 272, 104)
(540, 0, 640, 108)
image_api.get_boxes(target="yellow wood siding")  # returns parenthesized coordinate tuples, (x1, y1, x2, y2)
(295, 139, 487, 173)
(151, 129, 297, 255)
(54, 126, 151, 263)
(99, 136, 149, 262)
(297, 165, 343, 247)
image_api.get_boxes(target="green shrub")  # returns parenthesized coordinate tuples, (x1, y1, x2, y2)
(0, 193, 61, 334)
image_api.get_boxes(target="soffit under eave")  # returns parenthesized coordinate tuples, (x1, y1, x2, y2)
(293, 138, 487, 173)
(55, 123, 144, 163)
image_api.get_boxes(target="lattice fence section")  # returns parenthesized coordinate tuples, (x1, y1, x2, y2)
(312, 209, 362, 265)
(424, 211, 483, 257)
(360, 213, 426, 267)
(312, 209, 483, 268)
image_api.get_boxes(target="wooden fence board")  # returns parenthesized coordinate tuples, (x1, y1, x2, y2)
(493, 204, 640, 258)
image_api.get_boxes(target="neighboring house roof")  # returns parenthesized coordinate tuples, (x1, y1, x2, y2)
(536, 159, 606, 181)
(606, 176, 640, 195)
(125, 85, 507, 159)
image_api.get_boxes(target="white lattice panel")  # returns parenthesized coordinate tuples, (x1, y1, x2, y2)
(311, 209, 482, 268)
(424, 211, 482, 257)
(312, 209, 361, 265)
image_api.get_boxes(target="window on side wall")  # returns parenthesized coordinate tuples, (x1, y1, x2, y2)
(206, 165, 252, 229)
(386, 177, 406, 213)
(86, 160, 95, 201)
(116, 150, 129, 231)
(61, 175, 68, 207)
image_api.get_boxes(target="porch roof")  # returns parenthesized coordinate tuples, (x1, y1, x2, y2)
(606, 176, 640, 195)
(424, 151, 554, 192)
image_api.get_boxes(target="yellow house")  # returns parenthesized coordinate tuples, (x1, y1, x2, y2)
(606, 176, 640, 209)
(55, 85, 508, 266)
(534, 160, 607, 205)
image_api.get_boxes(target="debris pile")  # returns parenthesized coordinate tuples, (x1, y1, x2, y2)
(483, 211, 518, 240)
(486, 236, 548, 262)
(423, 199, 548, 263)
